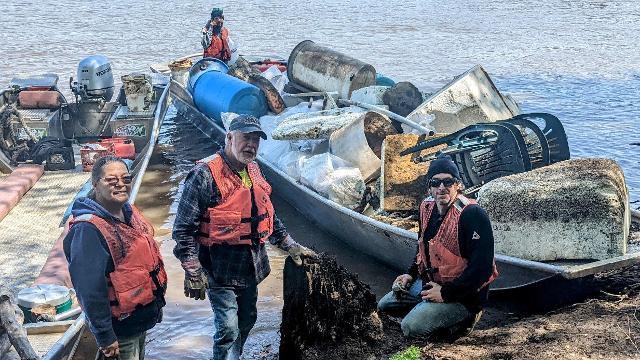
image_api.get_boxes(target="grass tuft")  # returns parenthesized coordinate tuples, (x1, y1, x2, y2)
(389, 345, 421, 360)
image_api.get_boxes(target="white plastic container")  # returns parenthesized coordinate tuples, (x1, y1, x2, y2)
(121, 73, 153, 112)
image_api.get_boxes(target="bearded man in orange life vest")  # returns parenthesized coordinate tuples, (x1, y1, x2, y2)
(64, 156, 167, 360)
(201, 7, 232, 63)
(377, 154, 498, 339)
(172, 114, 317, 360)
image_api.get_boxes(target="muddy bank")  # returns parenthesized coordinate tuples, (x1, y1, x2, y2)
(285, 263, 640, 360)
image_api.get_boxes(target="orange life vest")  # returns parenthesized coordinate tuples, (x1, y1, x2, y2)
(203, 27, 231, 62)
(71, 205, 167, 320)
(417, 195, 498, 290)
(197, 155, 275, 246)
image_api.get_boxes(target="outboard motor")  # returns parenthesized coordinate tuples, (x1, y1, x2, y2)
(64, 55, 117, 139)
(70, 55, 114, 103)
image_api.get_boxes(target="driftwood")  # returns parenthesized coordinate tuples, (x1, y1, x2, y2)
(228, 56, 285, 114)
(279, 255, 383, 360)
(0, 287, 40, 360)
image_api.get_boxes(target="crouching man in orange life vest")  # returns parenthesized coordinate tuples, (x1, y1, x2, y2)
(201, 7, 231, 63)
(64, 156, 167, 360)
(172, 115, 317, 360)
(378, 155, 498, 339)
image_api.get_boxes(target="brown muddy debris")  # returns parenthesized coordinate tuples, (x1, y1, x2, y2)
(380, 133, 446, 212)
(280, 255, 381, 358)
(228, 56, 285, 114)
(280, 255, 640, 360)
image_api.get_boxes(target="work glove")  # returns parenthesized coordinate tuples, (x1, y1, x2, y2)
(287, 245, 318, 266)
(182, 259, 208, 300)
(184, 270, 208, 300)
(392, 274, 413, 299)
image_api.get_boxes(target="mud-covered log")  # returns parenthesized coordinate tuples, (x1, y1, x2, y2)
(247, 74, 285, 114)
(0, 287, 40, 360)
(280, 255, 383, 359)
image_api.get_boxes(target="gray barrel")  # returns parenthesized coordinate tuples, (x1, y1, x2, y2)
(287, 40, 376, 99)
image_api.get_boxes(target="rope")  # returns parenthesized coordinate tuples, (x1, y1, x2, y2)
(0, 105, 32, 165)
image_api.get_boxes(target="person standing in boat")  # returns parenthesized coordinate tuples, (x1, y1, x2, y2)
(172, 115, 316, 360)
(377, 155, 498, 339)
(201, 7, 232, 63)
(64, 156, 167, 360)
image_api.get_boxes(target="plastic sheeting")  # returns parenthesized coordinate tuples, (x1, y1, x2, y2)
(262, 65, 289, 94)
(299, 153, 365, 210)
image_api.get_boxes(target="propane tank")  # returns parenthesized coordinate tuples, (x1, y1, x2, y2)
(70, 55, 115, 102)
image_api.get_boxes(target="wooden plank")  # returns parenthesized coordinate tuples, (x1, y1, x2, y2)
(24, 321, 74, 336)
(380, 134, 446, 211)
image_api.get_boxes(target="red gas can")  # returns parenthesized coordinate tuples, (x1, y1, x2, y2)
(255, 61, 287, 73)
(99, 138, 136, 159)
(80, 145, 111, 172)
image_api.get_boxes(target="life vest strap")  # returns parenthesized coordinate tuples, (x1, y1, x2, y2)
(240, 212, 269, 224)
(149, 266, 167, 307)
(239, 231, 269, 241)
(199, 212, 268, 224)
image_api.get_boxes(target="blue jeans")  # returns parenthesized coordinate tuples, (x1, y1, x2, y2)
(94, 332, 146, 360)
(377, 280, 473, 338)
(207, 280, 258, 360)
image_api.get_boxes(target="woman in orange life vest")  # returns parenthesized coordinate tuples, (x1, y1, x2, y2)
(377, 155, 498, 339)
(201, 7, 231, 63)
(63, 156, 167, 360)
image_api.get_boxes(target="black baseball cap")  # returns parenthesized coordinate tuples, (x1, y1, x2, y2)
(228, 114, 267, 140)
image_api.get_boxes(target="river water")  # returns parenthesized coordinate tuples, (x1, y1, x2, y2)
(2, 0, 639, 358)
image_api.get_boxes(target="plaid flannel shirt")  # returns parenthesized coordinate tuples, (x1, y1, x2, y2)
(172, 151, 294, 287)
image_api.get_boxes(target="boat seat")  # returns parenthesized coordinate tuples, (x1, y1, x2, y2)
(400, 123, 529, 188)
(0, 164, 44, 222)
(510, 113, 570, 164)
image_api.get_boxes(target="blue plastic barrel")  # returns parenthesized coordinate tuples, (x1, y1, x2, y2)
(187, 58, 229, 92)
(188, 58, 268, 121)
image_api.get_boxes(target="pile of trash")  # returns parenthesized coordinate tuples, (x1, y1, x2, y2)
(197, 39, 634, 264)
(216, 42, 624, 254)
(215, 41, 537, 227)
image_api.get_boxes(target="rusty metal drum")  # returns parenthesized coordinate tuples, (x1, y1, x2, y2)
(287, 40, 376, 99)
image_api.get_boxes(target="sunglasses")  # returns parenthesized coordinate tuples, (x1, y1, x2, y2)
(428, 178, 457, 188)
(101, 175, 133, 186)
